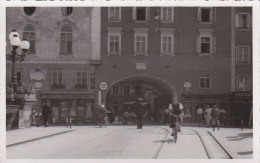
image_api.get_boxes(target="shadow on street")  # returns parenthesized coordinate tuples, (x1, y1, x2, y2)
(226, 132, 253, 141)
(237, 151, 253, 155)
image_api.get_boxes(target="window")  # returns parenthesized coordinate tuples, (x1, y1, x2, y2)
(60, 26, 73, 55)
(108, 7, 121, 21)
(22, 25, 36, 54)
(136, 60, 147, 70)
(52, 71, 64, 88)
(16, 71, 23, 85)
(237, 75, 251, 91)
(134, 28, 148, 56)
(133, 7, 149, 21)
(198, 8, 212, 23)
(112, 86, 119, 95)
(197, 29, 216, 56)
(76, 72, 87, 88)
(135, 85, 141, 95)
(201, 37, 210, 54)
(123, 85, 130, 95)
(161, 7, 174, 22)
(236, 46, 250, 64)
(200, 74, 210, 89)
(236, 13, 250, 30)
(160, 29, 175, 56)
(24, 7, 36, 16)
(61, 7, 73, 16)
(107, 28, 122, 56)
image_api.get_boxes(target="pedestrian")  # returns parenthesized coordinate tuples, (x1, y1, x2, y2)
(42, 101, 51, 127)
(35, 111, 41, 127)
(211, 105, 225, 131)
(66, 108, 72, 128)
(51, 109, 56, 127)
(96, 104, 109, 127)
(204, 105, 212, 127)
(196, 107, 204, 127)
(135, 98, 145, 129)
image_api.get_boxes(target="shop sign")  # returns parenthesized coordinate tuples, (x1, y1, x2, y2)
(233, 92, 252, 97)
(99, 81, 108, 91)
(183, 82, 191, 88)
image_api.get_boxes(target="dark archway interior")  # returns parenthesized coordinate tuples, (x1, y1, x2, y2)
(105, 76, 175, 124)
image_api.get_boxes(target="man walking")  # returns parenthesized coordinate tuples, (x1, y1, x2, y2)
(42, 101, 51, 127)
(211, 105, 225, 131)
(135, 98, 145, 129)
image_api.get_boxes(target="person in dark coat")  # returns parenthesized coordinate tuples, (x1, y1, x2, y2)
(96, 104, 109, 127)
(135, 98, 145, 129)
(42, 101, 51, 127)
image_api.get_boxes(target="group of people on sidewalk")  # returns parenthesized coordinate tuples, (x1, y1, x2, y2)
(196, 104, 226, 131)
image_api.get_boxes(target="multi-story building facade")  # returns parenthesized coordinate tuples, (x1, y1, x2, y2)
(6, 7, 101, 124)
(96, 7, 252, 125)
(6, 7, 252, 126)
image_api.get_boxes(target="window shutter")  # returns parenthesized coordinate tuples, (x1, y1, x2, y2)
(212, 8, 216, 22)
(147, 7, 150, 21)
(235, 14, 239, 28)
(211, 37, 216, 54)
(198, 8, 201, 22)
(107, 34, 110, 55)
(196, 37, 200, 54)
(132, 7, 136, 20)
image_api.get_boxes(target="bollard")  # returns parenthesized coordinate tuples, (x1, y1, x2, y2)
(241, 118, 244, 131)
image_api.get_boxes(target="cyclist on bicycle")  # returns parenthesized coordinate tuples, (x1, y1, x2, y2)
(211, 105, 225, 131)
(169, 102, 183, 137)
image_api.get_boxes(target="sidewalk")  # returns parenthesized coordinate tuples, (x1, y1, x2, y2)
(6, 126, 73, 147)
(207, 127, 253, 159)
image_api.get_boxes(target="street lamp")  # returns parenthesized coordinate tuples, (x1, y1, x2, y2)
(7, 29, 30, 102)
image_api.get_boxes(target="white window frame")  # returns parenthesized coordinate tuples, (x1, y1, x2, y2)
(136, 60, 147, 70)
(76, 71, 87, 88)
(132, 7, 150, 22)
(160, 28, 175, 56)
(134, 28, 149, 56)
(236, 46, 250, 65)
(107, 27, 122, 56)
(198, 7, 213, 24)
(108, 7, 121, 22)
(52, 70, 64, 87)
(200, 74, 211, 89)
(236, 13, 251, 31)
(236, 75, 251, 92)
(197, 29, 216, 57)
(160, 7, 174, 23)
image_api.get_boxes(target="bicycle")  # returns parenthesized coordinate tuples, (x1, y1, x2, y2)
(169, 113, 180, 143)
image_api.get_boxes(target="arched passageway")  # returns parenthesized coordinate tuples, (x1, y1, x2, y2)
(104, 75, 177, 124)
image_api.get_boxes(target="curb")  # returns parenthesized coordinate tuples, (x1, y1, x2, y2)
(207, 131, 234, 159)
(7, 129, 75, 147)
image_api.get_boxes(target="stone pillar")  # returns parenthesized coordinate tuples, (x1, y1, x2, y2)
(19, 94, 37, 128)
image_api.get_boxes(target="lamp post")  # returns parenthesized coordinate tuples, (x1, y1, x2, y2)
(7, 29, 30, 102)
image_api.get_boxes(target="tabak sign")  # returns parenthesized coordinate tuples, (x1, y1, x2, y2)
(233, 92, 252, 97)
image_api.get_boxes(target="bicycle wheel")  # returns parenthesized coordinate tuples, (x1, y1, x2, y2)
(174, 124, 178, 143)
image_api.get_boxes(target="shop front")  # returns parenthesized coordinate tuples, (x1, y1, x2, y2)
(230, 92, 252, 127)
(41, 93, 95, 124)
(181, 93, 231, 124)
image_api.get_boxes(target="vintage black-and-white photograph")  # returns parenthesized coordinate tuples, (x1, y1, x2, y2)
(5, 6, 253, 160)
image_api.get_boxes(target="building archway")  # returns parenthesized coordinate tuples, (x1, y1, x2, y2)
(104, 75, 177, 124)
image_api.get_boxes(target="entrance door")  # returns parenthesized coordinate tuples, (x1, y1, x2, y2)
(60, 101, 68, 123)
(77, 100, 85, 124)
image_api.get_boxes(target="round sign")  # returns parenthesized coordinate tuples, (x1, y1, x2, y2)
(99, 81, 108, 91)
(33, 82, 43, 91)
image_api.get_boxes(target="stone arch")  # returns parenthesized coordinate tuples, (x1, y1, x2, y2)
(104, 74, 178, 104)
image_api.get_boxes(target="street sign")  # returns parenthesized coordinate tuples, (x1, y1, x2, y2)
(99, 81, 108, 91)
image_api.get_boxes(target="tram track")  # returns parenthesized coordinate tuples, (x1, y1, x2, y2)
(152, 127, 169, 159)
(190, 128, 232, 159)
